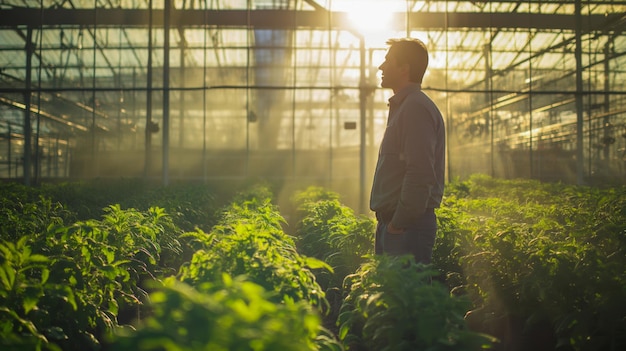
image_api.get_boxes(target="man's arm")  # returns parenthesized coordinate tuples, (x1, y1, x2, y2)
(390, 100, 438, 229)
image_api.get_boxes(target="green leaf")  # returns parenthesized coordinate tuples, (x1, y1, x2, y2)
(303, 256, 333, 273)
(108, 299, 119, 316)
(103, 247, 116, 264)
(81, 245, 91, 263)
(0, 264, 15, 290)
(0, 306, 47, 341)
(100, 264, 120, 280)
(25, 254, 49, 265)
(22, 295, 39, 314)
(41, 268, 50, 284)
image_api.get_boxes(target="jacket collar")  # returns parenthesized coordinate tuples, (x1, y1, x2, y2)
(388, 83, 421, 106)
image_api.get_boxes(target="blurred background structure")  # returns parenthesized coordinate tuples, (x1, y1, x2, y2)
(1, 0, 625, 211)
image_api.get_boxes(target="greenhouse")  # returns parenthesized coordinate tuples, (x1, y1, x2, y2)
(1, 0, 624, 210)
(1, 1, 626, 351)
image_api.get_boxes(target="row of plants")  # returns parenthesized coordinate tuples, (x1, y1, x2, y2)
(291, 186, 375, 328)
(291, 186, 495, 350)
(0, 178, 244, 232)
(1, 201, 182, 350)
(4, 175, 624, 351)
(1, 179, 235, 351)
(338, 256, 494, 351)
(435, 174, 626, 351)
(0, 182, 342, 350)
(110, 185, 342, 351)
(289, 177, 626, 351)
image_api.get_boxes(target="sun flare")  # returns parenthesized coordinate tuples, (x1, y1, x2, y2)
(333, 0, 402, 46)
(346, 1, 392, 32)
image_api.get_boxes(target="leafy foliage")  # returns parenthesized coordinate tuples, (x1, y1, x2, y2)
(437, 174, 626, 351)
(1, 202, 182, 351)
(293, 187, 374, 291)
(3, 176, 625, 351)
(291, 187, 375, 340)
(110, 275, 321, 351)
(39, 179, 222, 232)
(179, 195, 330, 310)
(338, 255, 495, 351)
(0, 186, 74, 243)
(119, 187, 343, 351)
(0, 237, 62, 351)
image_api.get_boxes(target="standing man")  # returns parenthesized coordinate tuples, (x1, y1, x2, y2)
(370, 38, 445, 264)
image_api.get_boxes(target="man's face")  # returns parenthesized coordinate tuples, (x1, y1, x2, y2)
(378, 47, 408, 92)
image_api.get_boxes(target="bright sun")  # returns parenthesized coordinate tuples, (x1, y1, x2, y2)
(333, 0, 402, 45)
(347, 1, 392, 32)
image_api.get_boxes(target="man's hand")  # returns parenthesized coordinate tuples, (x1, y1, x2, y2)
(386, 222, 405, 234)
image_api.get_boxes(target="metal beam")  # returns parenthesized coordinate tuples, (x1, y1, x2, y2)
(575, 0, 585, 185)
(0, 8, 622, 31)
(0, 96, 90, 131)
(23, 27, 33, 186)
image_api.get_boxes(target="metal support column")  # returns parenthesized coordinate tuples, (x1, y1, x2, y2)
(359, 36, 367, 214)
(145, 0, 154, 178)
(163, 0, 171, 185)
(483, 43, 494, 177)
(23, 27, 33, 185)
(603, 40, 611, 162)
(7, 124, 12, 177)
(574, 0, 584, 184)
(178, 27, 186, 149)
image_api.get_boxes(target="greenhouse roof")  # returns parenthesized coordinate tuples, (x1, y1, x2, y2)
(0, 0, 625, 145)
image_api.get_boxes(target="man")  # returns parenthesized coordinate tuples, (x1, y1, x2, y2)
(370, 38, 445, 264)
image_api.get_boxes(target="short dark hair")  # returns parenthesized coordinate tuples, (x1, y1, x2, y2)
(386, 38, 429, 83)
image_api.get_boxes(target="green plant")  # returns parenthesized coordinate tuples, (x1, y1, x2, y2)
(0, 202, 184, 351)
(293, 187, 374, 290)
(178, 191, 345, 350)
(338, 255, 494, 351)
(0, 237, 63, 351)
(0, 192, 73, 243)
(40, 179, 222, 232)
(110, 275, 321, 351)
(179, 197, 329, 309)
(438, 175, 626, 351)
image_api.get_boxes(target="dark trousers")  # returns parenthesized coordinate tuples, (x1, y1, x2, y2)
(375, 208, 437, 264)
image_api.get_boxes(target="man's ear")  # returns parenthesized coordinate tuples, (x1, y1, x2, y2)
(399, 63, 411, 78)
